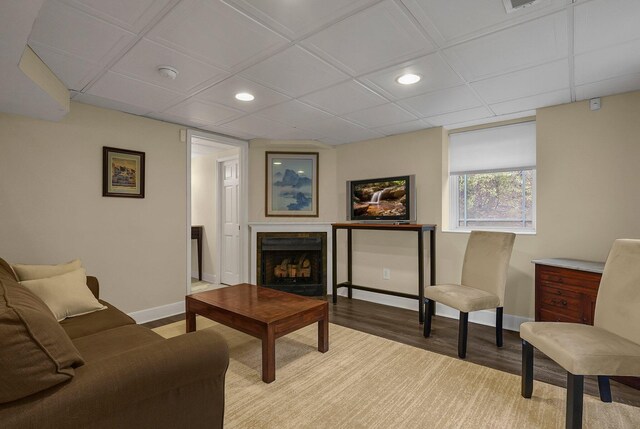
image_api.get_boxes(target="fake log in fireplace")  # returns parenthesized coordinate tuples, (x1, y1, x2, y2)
(257, 232, 327, 296)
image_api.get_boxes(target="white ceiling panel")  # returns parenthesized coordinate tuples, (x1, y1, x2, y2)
(299, 80, 388, 116)
(203, 124, 258, 141)
(29, 42, 101, 91)
(240, 46, 349, 97)
(58, 0, 173, 33)
(164, 99, 244, 126)
(574, 0, 640, 55)
(220, 114, 320, 141)
(314, 117, 385, 143)
(301, 0, 435, 76)
(195, 75, 290, 113)
(424, 106, 493, 127)
(72, 92, 150, 116)
(373, 119, 432, 136)
(344, 103, 418, 128)
(146, 111, 208, 128)
(490, 88, 570, 115)
(257, 100, 337, 132)
(444, 110, 536, 130)
(575, 72, 640, 101)
(29, 0, 135, 65)
(402, 0, 560, 44)
(112, 38, 229, 94)
(147, 0, 288, 71)
(574, 38, 640, 86)
(399, 85, 482, 118)
(443, 12, 568, 82)
(87, 71, 182, 112)
(360, 52, 464, 100)
(471, 59, 570, 104)
(223, 0, 376, 40)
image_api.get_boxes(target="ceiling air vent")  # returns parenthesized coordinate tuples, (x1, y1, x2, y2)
(503, 0, 542, 13)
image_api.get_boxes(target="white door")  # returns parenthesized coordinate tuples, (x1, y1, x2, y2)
(220, 158, 240, 285)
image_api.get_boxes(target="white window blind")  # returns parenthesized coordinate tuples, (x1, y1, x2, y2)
(449, 121, 536, 175)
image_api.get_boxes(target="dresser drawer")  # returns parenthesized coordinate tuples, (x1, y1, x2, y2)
(539, 290, 581, 317)
(538, 267, 600, 293)
(538, 307, 582, 323)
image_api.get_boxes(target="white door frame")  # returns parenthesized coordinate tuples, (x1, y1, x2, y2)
(216, 154, 239, 285)
(185, 129, 249, 295)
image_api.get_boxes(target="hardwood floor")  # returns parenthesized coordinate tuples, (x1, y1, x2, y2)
(144, 296, 640, 407)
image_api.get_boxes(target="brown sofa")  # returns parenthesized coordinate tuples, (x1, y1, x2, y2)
(0, 258, 229, 429)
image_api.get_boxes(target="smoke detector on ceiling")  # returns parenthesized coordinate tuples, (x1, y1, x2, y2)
(157, 65, 178, 80)
(503, 0, 542, 13)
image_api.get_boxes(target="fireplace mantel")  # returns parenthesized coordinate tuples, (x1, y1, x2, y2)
(249, 223, 333, 294)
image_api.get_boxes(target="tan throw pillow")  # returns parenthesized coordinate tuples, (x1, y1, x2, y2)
(0, 278, 84, 404)
(12, 258, 82, 281)
(20, 268, 107, 321)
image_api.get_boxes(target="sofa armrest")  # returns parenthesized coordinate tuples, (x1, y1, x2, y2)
(86, 276, 99, 299)
(1, 329, 229, 429)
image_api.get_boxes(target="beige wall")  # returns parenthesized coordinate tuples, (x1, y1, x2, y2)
(248, 139, 338, 222)
(0, 102, 186, 313)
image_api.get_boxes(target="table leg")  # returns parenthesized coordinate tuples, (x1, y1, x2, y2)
(262, 325, 276, 383)
(186, 310, 196, 333)
(197, 234, 203, 281)
(429, 227, 436, 316)
(318, 305, 329, 353)
(418, 229, 424, 324)
(347, 229, 353, 299)
(332, 226, 337, 304)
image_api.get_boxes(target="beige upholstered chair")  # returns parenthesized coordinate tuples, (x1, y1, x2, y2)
(521, 239, 640, 429)
(423, 231, 516, 358)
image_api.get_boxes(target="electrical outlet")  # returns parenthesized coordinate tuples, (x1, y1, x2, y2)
(383, 268, 391, 280)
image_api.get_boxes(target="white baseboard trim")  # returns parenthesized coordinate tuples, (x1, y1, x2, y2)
(128, 301, 185, 324)
(336, 288, 531, 332)
(191, 271, 217, 284)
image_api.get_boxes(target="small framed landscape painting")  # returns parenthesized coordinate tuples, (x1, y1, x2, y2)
(102, 146, 145, 198)
(266, 152, 318, 217)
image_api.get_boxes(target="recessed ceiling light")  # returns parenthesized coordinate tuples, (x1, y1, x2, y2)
(157, 65, 178, 80)
(396, 73, 421, 85)
(235, 92, 255, 101)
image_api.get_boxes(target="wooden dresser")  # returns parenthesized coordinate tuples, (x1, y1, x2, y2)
(532, 258, 604, 325)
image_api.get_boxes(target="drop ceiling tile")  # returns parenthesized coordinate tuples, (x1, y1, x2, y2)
(359, 52, 464, 100)
(574, 38, 640, 86)
(223, 0, 377, 39)
(87, 71, 183, 112)
(424, 106, 493, 127)
(402, 0, 561, 44)
(301, 0, 435, 76)
(373, 119, 431, 136)
(299, 80, 387, 116)
(443, 12, 568, 81)
(146, 111, 208, 128)
(112, 38, 228, 94)
(574, 0, 640, 55)
(203, 124, 258, 141)
(29, 0, 135, 65)
(164, 99, 244, 126)
(575, 73, 640, 101)
(220, 114, 318, 140)
(314, 117, 385, 143)
(195, 76, 291, 113)
(343, 103, 418, 128)
(147, 0, 288, 71)
(240, 46, 349, 97)
(257, 100, 337, 132)
(489, 88, 570, 115)
(29, 42, 101, 91)
(58, 0, 173, 33)
(444, 110, 537, 130)
(398, 85, 482, 118)
(471, 59, 569, 104)
(73, 93, 150, 116)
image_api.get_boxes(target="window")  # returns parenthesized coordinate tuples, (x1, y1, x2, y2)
(448, 121, 536, 233)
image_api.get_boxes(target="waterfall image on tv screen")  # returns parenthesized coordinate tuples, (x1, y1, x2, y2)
(352, 178, 407, 218)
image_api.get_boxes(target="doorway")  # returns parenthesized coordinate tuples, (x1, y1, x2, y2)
(186, 129, 248, 295)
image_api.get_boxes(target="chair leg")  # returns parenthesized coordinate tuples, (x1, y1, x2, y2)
(458, 312, 468, 358)
(423, 299, 433, 338)
(566, 373, 584, 429)
(496, 307, 503, 347)
(597, 376, 612, 403)
(522, 340, 534, 398)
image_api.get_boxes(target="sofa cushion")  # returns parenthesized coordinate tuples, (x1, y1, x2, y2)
(12, 259, 82, 281)
(20, 268, 107, 321)
(0, 278, 84, 404)
(72, 324, 164, 363)
(61, 299, 135, 339)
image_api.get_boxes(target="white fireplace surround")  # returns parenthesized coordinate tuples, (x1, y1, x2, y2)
(249, 222, 333, 294)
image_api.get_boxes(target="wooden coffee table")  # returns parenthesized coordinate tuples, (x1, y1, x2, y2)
(185, 283, 329, 383)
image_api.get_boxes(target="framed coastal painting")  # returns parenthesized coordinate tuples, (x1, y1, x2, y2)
(266, 152, 318, 217)
(102, 147, 145, 198)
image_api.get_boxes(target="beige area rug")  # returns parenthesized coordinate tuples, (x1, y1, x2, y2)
(154, 318, 640, 429)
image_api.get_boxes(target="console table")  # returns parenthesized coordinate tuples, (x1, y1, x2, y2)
(191, 225, 203, 281)
(332, 223, 437, 323)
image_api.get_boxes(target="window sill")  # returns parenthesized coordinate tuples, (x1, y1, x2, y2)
(442, 228, 536, 236)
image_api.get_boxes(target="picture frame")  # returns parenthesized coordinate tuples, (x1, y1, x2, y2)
(102, 146, 145, 198)
(266, 152, 318, 217)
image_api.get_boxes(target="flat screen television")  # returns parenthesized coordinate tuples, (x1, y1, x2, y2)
(346, 175, 416, 223)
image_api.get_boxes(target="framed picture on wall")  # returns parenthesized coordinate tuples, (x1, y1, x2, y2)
(102, 146, 145, 198)
(266, 152, 318, 217)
